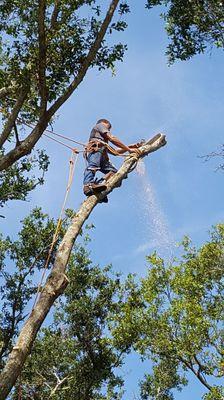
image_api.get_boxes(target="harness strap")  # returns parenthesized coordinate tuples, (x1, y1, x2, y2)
(84, 139, 122, 158)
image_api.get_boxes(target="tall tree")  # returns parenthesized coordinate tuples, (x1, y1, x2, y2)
(146, 0, 224, 63)
(0, 133, 166, 399)
(112, 224, 224, 400)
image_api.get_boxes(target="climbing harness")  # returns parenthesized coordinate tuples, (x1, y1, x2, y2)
(84, 138, 126, 159)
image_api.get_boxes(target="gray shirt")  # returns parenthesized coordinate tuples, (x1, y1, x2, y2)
(89, 123, 110, 143)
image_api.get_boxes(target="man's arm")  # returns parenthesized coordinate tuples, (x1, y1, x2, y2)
(105, 133, 140, 154)
(115, 141, 145, 154)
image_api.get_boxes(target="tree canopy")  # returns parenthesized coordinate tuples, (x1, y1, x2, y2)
(146, 0, 224, 63)
(112, 224, 224, 399)
(1, 211, 223, 399)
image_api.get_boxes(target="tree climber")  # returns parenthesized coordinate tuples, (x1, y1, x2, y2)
(83, 118, 141, 198)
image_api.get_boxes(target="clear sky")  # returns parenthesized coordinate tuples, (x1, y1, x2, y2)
(1, 1, 224, 399)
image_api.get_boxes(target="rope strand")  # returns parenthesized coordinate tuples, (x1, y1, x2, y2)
(44, 127, 86, 147)
(43, 132, 77, 151)
(32, 151, 79, 310)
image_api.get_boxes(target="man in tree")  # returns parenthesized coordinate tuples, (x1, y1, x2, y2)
(83, 118, 141, 198)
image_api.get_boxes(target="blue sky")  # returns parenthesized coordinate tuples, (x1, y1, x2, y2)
(1, 1, 224, 398)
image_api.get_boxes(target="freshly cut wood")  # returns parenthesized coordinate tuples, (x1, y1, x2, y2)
(0, 133, 166, 400)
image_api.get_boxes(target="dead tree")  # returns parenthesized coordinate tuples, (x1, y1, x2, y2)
(0, 133, 166, 400)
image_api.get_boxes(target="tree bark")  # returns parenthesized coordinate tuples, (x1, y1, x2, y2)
(38, 0, 47, 113)
(0, 133, 166, 399)
(0, 88, 29, 149)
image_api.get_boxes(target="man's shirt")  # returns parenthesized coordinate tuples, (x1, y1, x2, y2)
(89, 123, 110, 143)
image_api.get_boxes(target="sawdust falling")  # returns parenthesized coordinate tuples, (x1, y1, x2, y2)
(136, 160, 175, 259)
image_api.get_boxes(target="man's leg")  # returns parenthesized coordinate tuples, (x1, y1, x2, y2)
(83, 151, 107, 196)
(100, 154, 123, 187)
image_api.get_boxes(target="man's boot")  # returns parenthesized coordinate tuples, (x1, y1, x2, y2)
(83, 182, 107, 196)
(98, 196, 109, 204)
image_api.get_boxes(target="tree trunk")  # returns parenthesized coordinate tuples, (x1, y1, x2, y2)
(0, 133, 166, 399)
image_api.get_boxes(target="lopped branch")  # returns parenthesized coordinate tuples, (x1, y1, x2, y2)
(0, 0, 120, 172)
(0, 88, 29, 149)
(0, 133, 166, 400)
(38, 0, 47, 112)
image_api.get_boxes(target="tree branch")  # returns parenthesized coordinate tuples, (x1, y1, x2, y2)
(14, 124, 20, 147)
(38, 0, 47, 112)
(47, 0, 120, 119)
(50, 0, 60, 29)
(0, 133, 166, 400)
(179, 356, 212, 391)
(0, 0, 120, 173)
(0, 117, 48, 171)
(0, 88, 28, 149)
(0, 87, 14, 100)
(49, 371, 68, 397)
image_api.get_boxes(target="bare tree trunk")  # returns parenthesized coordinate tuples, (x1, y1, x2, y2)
(0, 133, 166, 400)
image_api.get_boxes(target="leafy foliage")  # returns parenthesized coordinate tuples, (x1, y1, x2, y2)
(0, 207, 73, 368)
(146, 0, 224, 63)
(0, 1, 129, 120)
(0, 149, 49, 207)
(12, 244, 128, 400)
(0, 208, 134, 399)
(112, 225, 224, 399)
(1, 208, 224, 399)
(0, 0, 130, 203)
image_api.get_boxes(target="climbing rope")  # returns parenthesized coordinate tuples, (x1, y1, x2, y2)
(43, 132, 79, 152)
(32, 150, 79, 310)
(0, 106, 129, 156)
(44, 126, 86, 147)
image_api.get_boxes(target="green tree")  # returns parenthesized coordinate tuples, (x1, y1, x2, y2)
(0, 208, 135, 400)
(12, 246, 128, 400)
(0, 207, 67, 368)
(0, 149, 49, 208)
(0, 0, 131, 205)
(112, 224, 224, 400)
(146, 0, 224, 63)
